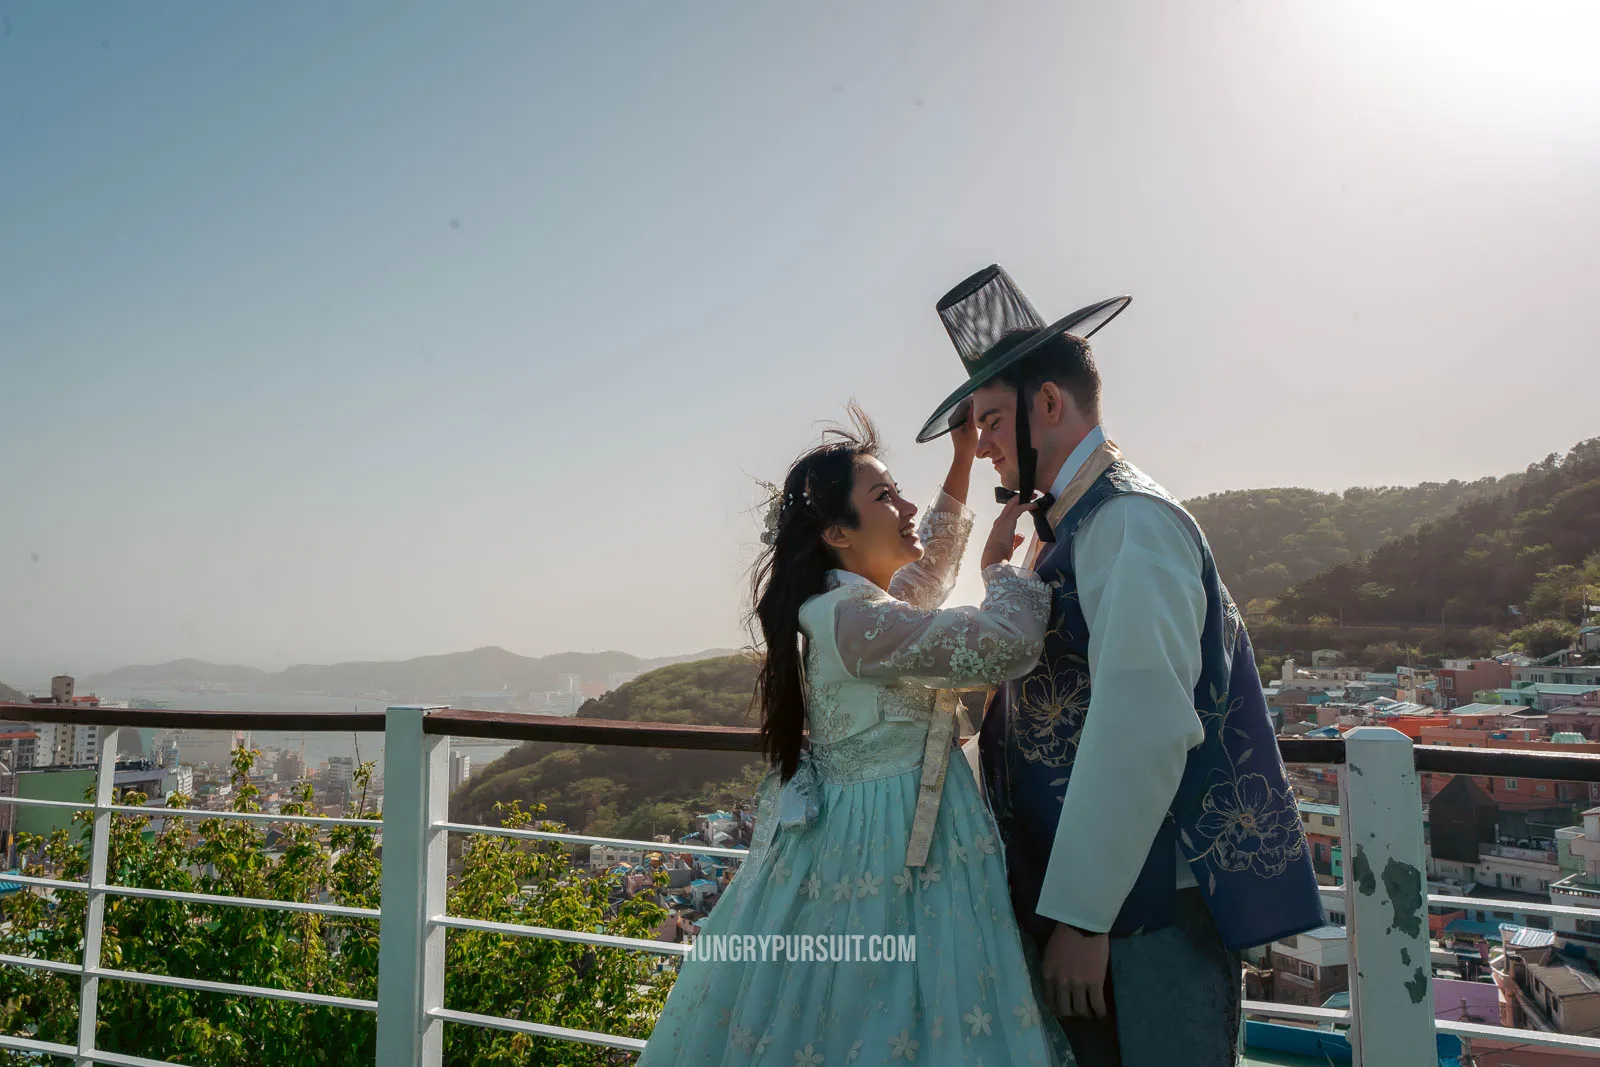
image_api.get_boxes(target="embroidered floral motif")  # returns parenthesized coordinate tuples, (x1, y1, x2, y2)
(795, 1043, 824, 1066)
(809, 730, 923, 784)
(1192, 772, 1304, 877)
(835, 567, 1050, 689)
(794, 503, 1049, 804)
(855, 872, 882, 898)
(977, 564, 1053, 619)
(991, 457, 1315, 937)
(806, 678, 854, 743)
(1013, 999, 1040, 1028)
(888, 493, 975, 610)
(963, 1005, 993, 1036)
(1011, 633, 1091, 770)
(876, 685, 937, 724)
(893, 867, 915, 895)
(889, 1030, 919, 1061)
(1220, 585, 1245, 657)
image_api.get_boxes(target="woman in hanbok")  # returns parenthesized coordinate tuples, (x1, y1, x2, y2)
(638, 406, 1072, 1066)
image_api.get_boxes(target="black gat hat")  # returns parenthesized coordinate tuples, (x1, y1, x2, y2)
(920, 265, 1130, 542)
(918, 265, 1129, 443)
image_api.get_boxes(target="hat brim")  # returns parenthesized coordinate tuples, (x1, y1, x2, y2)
(915, 294, 1132, 443)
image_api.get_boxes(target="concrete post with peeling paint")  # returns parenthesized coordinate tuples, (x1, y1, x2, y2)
(1341, 726, 1436, 1066)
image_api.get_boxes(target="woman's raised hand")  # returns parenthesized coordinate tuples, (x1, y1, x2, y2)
(981, 496, 1039, 570)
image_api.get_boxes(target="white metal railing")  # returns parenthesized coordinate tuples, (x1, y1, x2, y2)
(373, 705, 669, 1062)
(0, 724, 386, 1066)
(7, 712, 1600, 1064)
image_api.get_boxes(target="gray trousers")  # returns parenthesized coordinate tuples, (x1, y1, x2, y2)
(1056, 889, 1242, 1067)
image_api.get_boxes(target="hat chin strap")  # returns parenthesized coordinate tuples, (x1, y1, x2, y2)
(1015, 380, 1037, 502)
(994, 379, 1057, 544)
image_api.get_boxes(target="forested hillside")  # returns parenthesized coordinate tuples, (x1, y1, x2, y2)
(1185, 475, 1521, 606)
(1274, 438, 1600, 628)
(451, 655, 765, 839)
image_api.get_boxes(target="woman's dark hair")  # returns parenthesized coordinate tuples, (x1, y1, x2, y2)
(750, 404, 881, 781)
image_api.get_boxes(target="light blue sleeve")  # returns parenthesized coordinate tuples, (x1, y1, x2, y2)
(1033, 494, 1207, 933)
(888, 489, 975, 610)
(834, 565, 1051, 690)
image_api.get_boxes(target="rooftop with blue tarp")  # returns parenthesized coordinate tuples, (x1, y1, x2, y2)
(1444, 918, 1506, 941)
(1297, 800, 1341, 817)
(1240, 1021, 1462, 1065)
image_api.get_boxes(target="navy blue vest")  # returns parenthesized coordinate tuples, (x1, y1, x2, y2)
(979, 448, 1324, 951)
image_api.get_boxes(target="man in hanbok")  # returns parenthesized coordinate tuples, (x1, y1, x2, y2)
(920, 265, 1325, 1066)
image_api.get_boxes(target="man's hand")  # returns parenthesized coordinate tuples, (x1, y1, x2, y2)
(1040, 921, 1110, 1019)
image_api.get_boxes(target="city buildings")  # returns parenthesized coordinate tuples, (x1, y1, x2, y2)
(0, 730, 39, 772)
(164, 729, 253, 769)
(1517, 666, 1600, 688)
(275, 749, 305, 782)
(1298, 800, 1342, 880)
(1496, 927, 1600, 1038)
(1274, 648, 1600, 1048)
(588, 844, 647, 872)
(1437, 660, 1517, 710)
(1267, 925, 1350, 1008)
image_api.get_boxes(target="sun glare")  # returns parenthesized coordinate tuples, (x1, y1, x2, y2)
(1312, 1, 1600, 134)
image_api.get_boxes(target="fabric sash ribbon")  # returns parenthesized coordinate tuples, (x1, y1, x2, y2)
(747, 691, 961, 871)
(748, 751, 821, 865)
(905, 689, 960, 868)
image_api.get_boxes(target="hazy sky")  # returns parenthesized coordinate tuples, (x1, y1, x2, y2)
(3, 2, 1597, 683)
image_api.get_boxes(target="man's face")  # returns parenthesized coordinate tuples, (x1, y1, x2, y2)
(970, 381, 1023, 491)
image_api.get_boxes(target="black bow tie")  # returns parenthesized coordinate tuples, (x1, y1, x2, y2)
(994, 487, 1057, 544)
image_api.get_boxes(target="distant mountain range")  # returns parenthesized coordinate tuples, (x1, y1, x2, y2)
(84, 659, 271, 689)
(55, 438, 1600, 705)
(83, 646, 739, 701)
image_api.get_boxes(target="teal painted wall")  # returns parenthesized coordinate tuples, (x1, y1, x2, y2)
(15, 770, 94, 839)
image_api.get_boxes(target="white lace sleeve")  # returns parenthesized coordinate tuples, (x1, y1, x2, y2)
(887, 489, 975, 609)
(834, 564, 1051, 689)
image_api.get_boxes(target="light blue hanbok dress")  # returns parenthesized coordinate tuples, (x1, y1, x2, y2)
(638, 493, 1073, 1066)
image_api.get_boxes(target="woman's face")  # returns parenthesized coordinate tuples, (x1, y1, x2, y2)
(829, 456, 922, 582)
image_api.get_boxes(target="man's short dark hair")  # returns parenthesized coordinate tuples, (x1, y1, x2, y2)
(1012, 331, 1101, 421)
